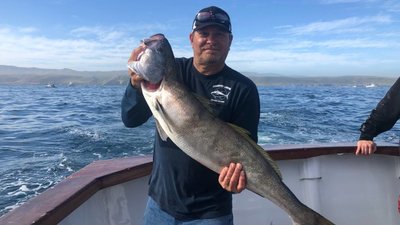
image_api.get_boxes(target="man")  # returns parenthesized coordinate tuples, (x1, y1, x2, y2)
(356, 77, 400, 216)
(121, 6, 260, 225)
(356, 77, 400, 155)
(355, 77, 400, 215)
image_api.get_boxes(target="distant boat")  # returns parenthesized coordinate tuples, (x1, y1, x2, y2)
(45, 83, 56, 88)
(365, 83, 376, 88)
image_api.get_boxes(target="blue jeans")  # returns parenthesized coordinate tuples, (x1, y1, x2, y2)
(142, 197, 234, 225)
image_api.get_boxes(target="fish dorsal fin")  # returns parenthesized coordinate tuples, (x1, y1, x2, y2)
(227, 123, 252, 136)
(227, 123, 282, 179)
(193, 93, 218, 116)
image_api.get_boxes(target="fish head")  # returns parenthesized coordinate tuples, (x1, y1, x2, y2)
(127, 33, 175, 91)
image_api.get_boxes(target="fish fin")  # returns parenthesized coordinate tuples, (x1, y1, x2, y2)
(260, 147, 282, 179)
(227, 123, 283, 179)
(155, 120, 169, 141)
(193, 94, 218, 116)
(154, 99, 172, 140)
(127, 61, 140, 75)
(227, 123, 252, 136)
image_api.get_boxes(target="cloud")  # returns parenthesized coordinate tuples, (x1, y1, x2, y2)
(228, 32, 400, 76)
(0, 19, 398, 77)
(285, 15, 392, 35)
(227, 46, 398, 76)
(320, 0, 378, 4)
(316, 39, 400, 48)
(18, 27, 38, 33)
(70, 26, 125, 42)
(383, 0, 400, 12)
(320, 0, 400, 14)
(0, 25, 138, 70)
(0, 17, 193, 71)
(264, 37, 400, 50)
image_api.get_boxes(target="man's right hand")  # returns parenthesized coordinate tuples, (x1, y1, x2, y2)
(356, 140, 377, 155)
(218, 163, 246, 193)
(127, 45, 145, 88)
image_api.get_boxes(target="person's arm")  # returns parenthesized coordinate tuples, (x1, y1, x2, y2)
(121, 83, 152, 127)
(356, 77, 400, 155)
(121, 46, 153, 128)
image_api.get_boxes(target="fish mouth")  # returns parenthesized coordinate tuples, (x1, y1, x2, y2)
(142, 79, 163, 92)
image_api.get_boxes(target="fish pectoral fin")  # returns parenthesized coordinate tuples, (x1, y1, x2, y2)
(155, 120, 169, 141)
(193, 93, 218, 116)
(154, 99, 173, 139)
(227, 123, 283, 180)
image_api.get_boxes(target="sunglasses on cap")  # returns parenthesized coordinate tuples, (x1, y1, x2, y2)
(195, 11, 230, 23)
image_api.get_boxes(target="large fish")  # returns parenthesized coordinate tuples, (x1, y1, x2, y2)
(128, 33, 335, 225)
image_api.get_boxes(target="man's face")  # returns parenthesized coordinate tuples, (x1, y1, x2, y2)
(190, 26, 232, 68)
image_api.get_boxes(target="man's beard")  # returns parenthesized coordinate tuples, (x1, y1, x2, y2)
(199, 54, 221, 66)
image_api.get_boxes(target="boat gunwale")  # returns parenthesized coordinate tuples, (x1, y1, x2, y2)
(0, 143, 398, 225)
(0, 156, 152, 225)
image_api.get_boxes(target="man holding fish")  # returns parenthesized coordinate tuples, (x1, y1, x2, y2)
(122, 6, 260, 225)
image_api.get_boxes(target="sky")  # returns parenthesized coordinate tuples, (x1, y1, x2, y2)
(0, 0, 399, 76)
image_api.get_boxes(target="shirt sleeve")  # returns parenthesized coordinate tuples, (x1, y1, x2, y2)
(359, 77, 400, 140)
(121, 83, 152, 127)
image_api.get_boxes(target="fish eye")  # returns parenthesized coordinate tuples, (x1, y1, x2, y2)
(142, 34, 165, 46)
(141, 38, 152, 46)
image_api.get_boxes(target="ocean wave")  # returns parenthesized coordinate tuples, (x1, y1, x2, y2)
(66, 127, 103, 141)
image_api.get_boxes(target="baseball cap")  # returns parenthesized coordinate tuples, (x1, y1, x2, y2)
(192, 6, 232, 33)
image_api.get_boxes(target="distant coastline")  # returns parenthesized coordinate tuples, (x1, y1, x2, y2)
(0, 65, 397, 86)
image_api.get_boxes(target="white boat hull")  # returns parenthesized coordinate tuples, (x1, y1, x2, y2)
(61, 153, 399, 225)
(233, 154, 400, 225)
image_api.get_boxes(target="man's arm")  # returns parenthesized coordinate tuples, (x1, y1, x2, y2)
(356, 77, 400, 155)
(121, 84, 152, 127)
(121, 46, 153, 128)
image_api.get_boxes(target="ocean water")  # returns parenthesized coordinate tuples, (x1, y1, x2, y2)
(0, 83, 398, 216)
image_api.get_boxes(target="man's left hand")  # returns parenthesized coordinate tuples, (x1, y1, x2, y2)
(218, 163, 246, 193)
(356, 140, 377, 155)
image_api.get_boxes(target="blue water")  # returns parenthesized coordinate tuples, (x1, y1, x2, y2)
(0, 84, 398, 216)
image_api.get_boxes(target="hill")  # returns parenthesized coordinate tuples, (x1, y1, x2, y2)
(0, 65, 128, 86)
(248, 75, 397, 86)
(0, 65, 397, 86)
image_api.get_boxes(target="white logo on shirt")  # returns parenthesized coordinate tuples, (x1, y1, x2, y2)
(210, 85, 231, 103)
